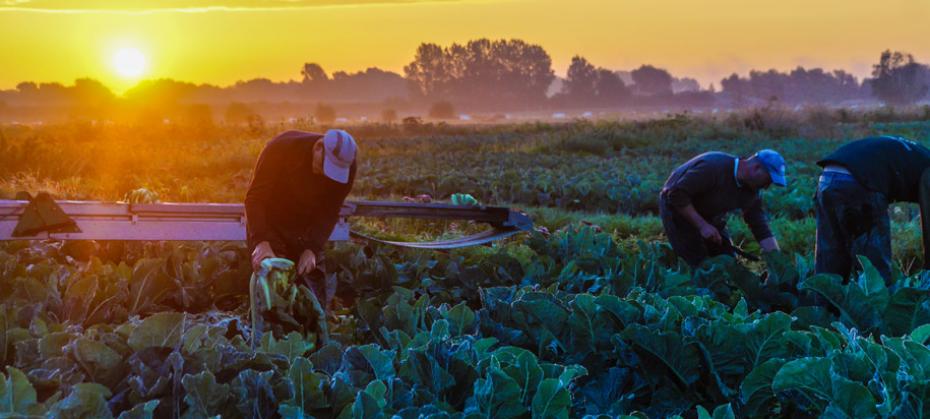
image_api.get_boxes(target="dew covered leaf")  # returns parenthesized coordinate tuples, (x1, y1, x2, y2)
(127, 312, 186, 351)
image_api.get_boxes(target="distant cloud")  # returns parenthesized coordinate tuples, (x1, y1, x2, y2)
(0, 0, 453, 13)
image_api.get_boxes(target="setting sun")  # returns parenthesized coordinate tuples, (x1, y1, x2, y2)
(112, 47, 147, 79)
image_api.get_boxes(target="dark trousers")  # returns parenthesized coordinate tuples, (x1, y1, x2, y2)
(660, 199, 734, 267)
(295, 261, 338, 312)
(920, 170, 930, 271)
(814, 172, 892, 283)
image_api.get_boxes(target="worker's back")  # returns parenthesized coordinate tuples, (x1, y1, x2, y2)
(818, 136, 930, 203)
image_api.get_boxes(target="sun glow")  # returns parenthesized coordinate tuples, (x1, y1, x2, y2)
(112, 47, 147, 79)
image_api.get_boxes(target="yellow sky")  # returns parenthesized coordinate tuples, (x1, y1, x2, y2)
(2, 0, 928, 92)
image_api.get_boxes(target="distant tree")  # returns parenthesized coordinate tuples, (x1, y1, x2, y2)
(404, 43, 450, 98)
(13, 82, 41, 105)
(871, 50, 930, 105)
(15, 81, 37, 93)
(594, 68, 629, 104)
(381, 108, 398, 124)
(748, 70, 787, 102)
(631, 65, 673, 96)
(720, 73, 747, 105)
(784, 67, 860, 103)
(231, 78, 292, 102)
(314, 103, 336, 124)
(66, 78, 117, 119)
(328, 68, 408, 102)
(404, 39, 554, 106)
(832, 70, 860, 94)
(3, 72, 412, 117)
(124, 79, 202, 108)
(428, 101, 455, 119)
(301, 63, 329, 83)
(720, 67, 863, 105)
(562, 56, 629, 106)
(478, 39, 554, 104)
(564, 56, 597, 100)
(72, 78, 116, 107)
(720, 74, 743, 93)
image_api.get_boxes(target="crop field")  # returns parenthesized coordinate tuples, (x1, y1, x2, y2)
(2, 109, 930, 418)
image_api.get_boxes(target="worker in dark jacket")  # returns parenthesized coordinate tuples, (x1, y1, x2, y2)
(245, 129, 357, 289)
(660, 150, 786, 267)
(815, 136, 930, 283)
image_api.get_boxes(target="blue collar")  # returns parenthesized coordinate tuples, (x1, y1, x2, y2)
(734, 158, 743, 188)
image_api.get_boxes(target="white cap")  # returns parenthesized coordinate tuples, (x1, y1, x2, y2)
(322, 129, 357, 184)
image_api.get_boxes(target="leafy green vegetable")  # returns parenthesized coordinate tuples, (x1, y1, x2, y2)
(450, 193, 479, 206)
(127, 311, 186, 351)
(0, 367, 37, 415)
(181, 371, 229, 419)
(5, 195, 930, 417)
(50, 383, 114, 419)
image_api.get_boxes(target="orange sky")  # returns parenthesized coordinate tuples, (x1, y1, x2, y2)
(2, 0, 929, 92)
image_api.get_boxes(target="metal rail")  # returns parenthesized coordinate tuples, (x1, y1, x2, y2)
(0, 199, 532, 248)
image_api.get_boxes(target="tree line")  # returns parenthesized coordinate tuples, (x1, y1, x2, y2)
(1, 39, 929, 123)
(719, 51, 930, 106)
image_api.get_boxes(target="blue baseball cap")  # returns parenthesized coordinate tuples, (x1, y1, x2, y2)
(753, 149, 787, 187)
(322, 129, 357, 184)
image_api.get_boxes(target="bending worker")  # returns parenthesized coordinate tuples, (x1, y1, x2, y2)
(660, 150, 786, 267)
(815, 136, 930, 283)
(245, 129, 358, 301)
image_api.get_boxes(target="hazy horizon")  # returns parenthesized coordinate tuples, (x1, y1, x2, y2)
(2, 0, 928, 92)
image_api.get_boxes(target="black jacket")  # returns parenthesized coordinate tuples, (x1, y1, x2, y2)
(244, 130, 356, 260)
(818, 136, 930, 203)
(660, 151, 773, 241)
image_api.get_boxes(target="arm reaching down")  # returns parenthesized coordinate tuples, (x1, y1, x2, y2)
(742, 196, 777, 251)
(251, 241, 277, 271)
(297, 249, 317, 275)
(676, 204, 722, 244)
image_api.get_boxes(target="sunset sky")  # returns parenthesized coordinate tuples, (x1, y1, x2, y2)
(2, 0, 928, 93)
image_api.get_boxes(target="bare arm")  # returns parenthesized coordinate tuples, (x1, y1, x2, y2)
(676, 204, 722, 244)
(742, 195, 778, 252)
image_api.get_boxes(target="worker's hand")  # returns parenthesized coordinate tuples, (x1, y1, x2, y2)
(297, 249, 317, 275)
(699, 223, 723, 244)
(251, 241, 276, 271)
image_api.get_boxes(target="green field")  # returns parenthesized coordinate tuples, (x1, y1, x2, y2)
(2, 109, 930, 418)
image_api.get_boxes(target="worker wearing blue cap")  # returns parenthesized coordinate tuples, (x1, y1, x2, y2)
(815, 136, 930, 283)
(660, 149, 786, 268)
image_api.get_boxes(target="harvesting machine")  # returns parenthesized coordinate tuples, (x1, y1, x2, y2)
(0, 192, 533, 249)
